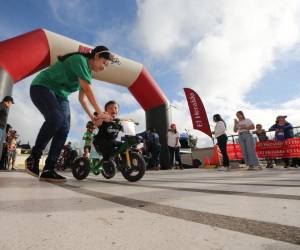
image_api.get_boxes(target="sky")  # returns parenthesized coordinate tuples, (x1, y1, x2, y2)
(1, 0, 300, 148)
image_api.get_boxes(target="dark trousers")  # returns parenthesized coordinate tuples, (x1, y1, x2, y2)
(94, 139, 122, 161)
(169, 146, 182, 166)
(30, 85, 70, 170)
(0, 144, 8, 170)
(217, 134, 229, 167)
(149, 145, 161, 168)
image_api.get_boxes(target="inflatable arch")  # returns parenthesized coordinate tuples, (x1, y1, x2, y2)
(0, 29, 170, 168)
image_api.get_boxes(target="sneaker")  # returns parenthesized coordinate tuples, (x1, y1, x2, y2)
(247, 166, 256, 171)
(217, 166, 226, 171)
(25, 156, 40, 177)
(154, 165, 161, 171)
(39, 170, 67, 182)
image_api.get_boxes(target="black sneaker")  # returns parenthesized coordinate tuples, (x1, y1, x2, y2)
(25, 156, 40, 177)
(39, 170, 67, 182)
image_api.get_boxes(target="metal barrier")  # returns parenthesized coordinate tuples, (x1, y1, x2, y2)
(227, 126, 300, 144)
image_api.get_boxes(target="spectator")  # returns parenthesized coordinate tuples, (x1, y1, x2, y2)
(213, 114, 230, 171)
(7, 130, 18, 170)
(234, 111, 260, 170)
(253, 124, 273, 168)
(269, 115, 297, 168)
(147, 128, 161, 170)
(0, 96, 14, 165)
(167, 123, 183, 170)
(136, 130, 152, 168)
(253, 124, 268, 141)
(0, 123, 12, 170)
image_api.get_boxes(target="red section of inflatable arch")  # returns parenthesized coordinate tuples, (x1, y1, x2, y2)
(128, 67, 168, 111)
(0, 29, 50, 82)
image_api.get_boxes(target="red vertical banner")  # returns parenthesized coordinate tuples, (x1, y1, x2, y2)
(184, 88, 212, 138)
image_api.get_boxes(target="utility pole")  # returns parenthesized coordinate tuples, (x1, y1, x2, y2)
(168, 104, 178, 123)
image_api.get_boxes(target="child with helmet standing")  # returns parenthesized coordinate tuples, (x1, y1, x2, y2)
(83, 121, 96, 158)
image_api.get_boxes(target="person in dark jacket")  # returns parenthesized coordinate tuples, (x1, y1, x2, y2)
(147, 128, 161, 170)
(269, 115, 297, 168)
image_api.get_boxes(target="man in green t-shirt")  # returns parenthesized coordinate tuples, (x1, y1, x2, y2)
(25, 46, 114, 182)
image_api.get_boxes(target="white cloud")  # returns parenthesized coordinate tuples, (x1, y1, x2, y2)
(135, 0, 300, 97)
(134, 0, 222, 55)
(48, 0, 99, 28)
(91, 81, 138, 109)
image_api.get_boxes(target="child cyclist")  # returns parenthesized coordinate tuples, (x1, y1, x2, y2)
(82, 121, 96, 157)
(93, 101, 123, 161)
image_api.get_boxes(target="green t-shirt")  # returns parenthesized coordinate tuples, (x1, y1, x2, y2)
(32, 54, 92, 99)
(83, 131, 96, 147)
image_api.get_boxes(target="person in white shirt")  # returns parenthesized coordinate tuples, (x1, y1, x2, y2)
(167, 123, 183, 169)
(213, 114, 229, 170)
(234, 111, 260, 170)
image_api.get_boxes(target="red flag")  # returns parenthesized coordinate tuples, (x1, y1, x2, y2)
(184, 88, 212, 138)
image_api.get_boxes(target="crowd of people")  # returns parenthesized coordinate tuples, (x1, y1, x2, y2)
(213, 111, 299, 171)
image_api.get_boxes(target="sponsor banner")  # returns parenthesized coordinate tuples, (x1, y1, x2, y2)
(227, 143, 243, 160)
(227, 138, 300, 160)
(183, 88, 212, 138)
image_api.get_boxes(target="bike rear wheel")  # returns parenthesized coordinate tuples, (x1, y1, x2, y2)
(121, 152, 146, 182)
(72, 157, 90, 180)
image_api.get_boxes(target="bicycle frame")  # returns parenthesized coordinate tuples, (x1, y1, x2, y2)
(88, 137, 139, 174)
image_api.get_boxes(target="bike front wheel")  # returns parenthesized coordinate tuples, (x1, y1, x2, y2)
(121, 152, 146, 182)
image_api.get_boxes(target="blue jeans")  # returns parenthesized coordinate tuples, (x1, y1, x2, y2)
(238, 132, 259, 166)
(30, 85, 71, 170)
